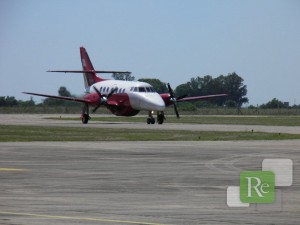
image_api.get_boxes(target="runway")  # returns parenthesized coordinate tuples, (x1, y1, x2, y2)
(1, 114, 300, 134)
(1, 141, 300, 225)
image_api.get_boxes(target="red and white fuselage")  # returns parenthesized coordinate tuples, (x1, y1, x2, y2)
(24, 47, 227, 124)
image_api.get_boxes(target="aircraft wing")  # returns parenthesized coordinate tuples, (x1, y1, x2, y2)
(177, 94, 228, 102)
(47, 70, 130, 74)
(23, 92, 91, 104)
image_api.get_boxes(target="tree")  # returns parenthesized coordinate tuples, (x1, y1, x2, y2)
(224, 100, 237, 108)
(173, 72, 248, 107)
(0, 96, 18, 106)
(58, 86, 71, 97)
(223, 72, 248, 107)
(175, 83, 191, 97)
(260, 98, 287, 109)
(138, 78, 168, 93)
(43, 86, 75, 106)
(18, 97, 35, 107)
(112, 72, 135, 81)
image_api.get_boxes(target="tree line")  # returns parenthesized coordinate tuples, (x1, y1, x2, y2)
(1, 72, 299, 109)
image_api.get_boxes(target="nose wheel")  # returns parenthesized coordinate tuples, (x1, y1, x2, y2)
(147, 111, 155, 124)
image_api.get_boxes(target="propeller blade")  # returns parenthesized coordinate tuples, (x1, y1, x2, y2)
(167, 83, 175, 98)
(92, 104, 101, 113)
(167, 83, 181, 118)
(93, 86, 101, 97)
(107, 88, 116, 99)
(173, 102, 180, 118)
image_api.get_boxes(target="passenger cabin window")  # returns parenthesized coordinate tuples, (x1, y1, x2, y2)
(99, 87, 103, 92)
(139, 87, 146, 92)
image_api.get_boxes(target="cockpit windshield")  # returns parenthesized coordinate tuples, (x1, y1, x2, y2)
(131, 86, 155, 93)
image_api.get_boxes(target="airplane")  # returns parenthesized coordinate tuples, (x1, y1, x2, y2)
(24, 47, 227, 124)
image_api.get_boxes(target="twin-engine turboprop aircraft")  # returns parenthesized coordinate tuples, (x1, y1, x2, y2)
(24, 47, 227, 124)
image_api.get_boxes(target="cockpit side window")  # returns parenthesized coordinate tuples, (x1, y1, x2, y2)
(134, 87, 138, 92)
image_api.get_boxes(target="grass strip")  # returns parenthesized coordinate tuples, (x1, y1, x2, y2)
(1, 125, 300, 142)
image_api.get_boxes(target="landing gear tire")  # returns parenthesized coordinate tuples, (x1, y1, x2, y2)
(147, 117, 155, 124)
(81, 114, 90, 124)
(151, 117, 155, 124)
(147, 111, 155, 124)
(81, 103, 90, 124)
(157, 111, 165, 124)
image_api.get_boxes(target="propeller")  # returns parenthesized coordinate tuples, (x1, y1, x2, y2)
(167, 83, 187, 118)
(92, 86, 116, 113)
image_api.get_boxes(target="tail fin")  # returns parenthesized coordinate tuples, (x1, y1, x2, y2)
(80, 47, 103, 88)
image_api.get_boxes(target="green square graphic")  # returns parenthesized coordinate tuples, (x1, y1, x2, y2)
(240, 171, 275, 203)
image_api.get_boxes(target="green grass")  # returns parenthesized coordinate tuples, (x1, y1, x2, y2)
(47, 115, 300, 126)
(1, 125, 300, 142)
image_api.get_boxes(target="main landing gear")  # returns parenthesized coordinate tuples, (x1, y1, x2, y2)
(147, 111, 165, 124)
(81, 104, 91, 124)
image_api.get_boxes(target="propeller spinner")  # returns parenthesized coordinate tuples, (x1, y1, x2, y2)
(92, 86, 116, 113)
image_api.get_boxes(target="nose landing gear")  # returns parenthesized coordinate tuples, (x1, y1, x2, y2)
(147, 111, 155, 124)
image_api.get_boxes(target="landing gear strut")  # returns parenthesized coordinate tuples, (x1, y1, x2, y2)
(81, 104, 90, 124)
(147, 111, 155, 124)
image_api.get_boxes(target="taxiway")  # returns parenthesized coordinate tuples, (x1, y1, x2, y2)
(0, 141, 300, 225)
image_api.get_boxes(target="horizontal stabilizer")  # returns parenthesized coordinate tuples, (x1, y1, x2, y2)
(47, 70, 131, 74)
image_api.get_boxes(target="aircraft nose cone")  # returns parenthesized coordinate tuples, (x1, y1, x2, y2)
(141, 94, 165, 111)
(151, 100, 165, 111)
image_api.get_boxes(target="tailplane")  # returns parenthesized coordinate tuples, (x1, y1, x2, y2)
(47, 47, 130, 89)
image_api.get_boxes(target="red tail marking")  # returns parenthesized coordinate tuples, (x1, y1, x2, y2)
(80, 47, 103, 88)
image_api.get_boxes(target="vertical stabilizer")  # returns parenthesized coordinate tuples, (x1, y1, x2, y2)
(80, 47, 102, 88)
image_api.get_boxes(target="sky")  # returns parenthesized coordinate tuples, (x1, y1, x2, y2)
(0, 0, 299, 106)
